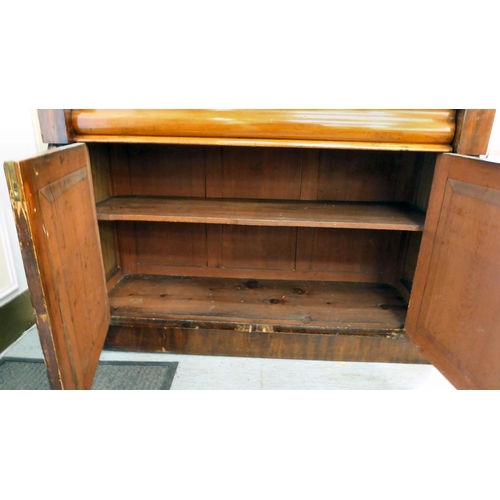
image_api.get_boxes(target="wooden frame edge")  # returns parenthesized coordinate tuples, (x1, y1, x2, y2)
(37, 110, 74, 145)
(453, 109, 496, 156)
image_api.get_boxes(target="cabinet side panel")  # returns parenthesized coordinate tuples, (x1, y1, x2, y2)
(397, 153, 436, 293)
(99, 221, 120, 279)
(400, 232, 422, 291)
(88, 144, 120, 280)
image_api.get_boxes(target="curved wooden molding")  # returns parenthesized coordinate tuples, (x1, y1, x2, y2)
(70, 109, 457, 150)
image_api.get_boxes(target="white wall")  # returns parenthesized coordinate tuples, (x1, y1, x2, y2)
(0, 109, 46, 307)
(485, 112, 500, 163)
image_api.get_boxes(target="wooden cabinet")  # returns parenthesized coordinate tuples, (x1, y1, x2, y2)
(4, 109, 499, 389)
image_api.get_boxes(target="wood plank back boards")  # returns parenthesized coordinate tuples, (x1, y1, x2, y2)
(96, 144, 430, 286)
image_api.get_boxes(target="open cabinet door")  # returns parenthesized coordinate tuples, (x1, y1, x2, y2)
(4, 144, 109, 389)
(406, 154, 500, 389)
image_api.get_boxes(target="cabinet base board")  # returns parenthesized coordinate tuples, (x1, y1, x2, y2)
(104, 325, 429, 364)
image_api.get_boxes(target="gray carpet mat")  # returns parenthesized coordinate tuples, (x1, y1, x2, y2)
(0, 357, 178, 390)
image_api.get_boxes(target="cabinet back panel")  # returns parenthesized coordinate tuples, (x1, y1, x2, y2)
(221, 226, 297, 270)
(134, 222, 208, 268)
(105, 145, 427, 284)
(118, 222, 401, 281)
(112, 144, 208, 197)
(107, 145, 426, 204)
(218, 147, 303, 199)
(316, 150, 402, 201)
(301, 228, 402, 275)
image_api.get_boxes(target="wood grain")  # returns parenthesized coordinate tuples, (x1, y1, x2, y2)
(37, 110, 73, 144)
(4, 144, 109, 389)
(105, 324, 429, 364)
(109, 275, 408, 331)
(219, 147, 302, 199)
(87, 144, 120, 280)
(135, 222, 208, 268)
(303, 228, 403, 277)
(123, 144, 207, 197)
(88, 143, 112, 203)
(453, 109, 496, 156)
(116, 221, 404, 282)
(406, 154, 500, 389)
(72, 109, 456, 145)
(130, 264, 387, 283)
(317, 149, 404, 202)
(74, 135, 455, 152)
(96, 197, 426, 231)
(221, 226, 297, 271)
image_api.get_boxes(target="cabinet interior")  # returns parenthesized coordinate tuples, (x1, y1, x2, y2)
(88, 143, 436, 359)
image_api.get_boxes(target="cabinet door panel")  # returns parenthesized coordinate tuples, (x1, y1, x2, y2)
(406, 154, 500, 389)
(4, 144, 109, 389)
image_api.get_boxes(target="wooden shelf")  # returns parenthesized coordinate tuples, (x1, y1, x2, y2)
(96, 197, 425, 231)
(109, 275, 407, 332)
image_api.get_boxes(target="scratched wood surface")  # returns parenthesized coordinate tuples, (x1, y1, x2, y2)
(105, 323, 428, 364)
(4, 144, 109, 389)
(109, 275, 408, 331)
(96, 197, 425, 230)
(406, 154, 500, 389)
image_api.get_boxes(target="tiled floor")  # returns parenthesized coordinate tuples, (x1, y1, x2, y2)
(1, 326, 455, 390)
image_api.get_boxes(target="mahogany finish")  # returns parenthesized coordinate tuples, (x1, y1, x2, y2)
(4, 144, 109, 389)
(72, 109, 456, 152)
(101, 144, 422, 286)
(105, 325, 428, 364)
(96, 197, 425, 231)
(453, 110, 496, 156)
(5, 109, 498, 389)
(72, 109, 456, 142)
(406, 154, 500, 389)
(74, 135, 456, 152)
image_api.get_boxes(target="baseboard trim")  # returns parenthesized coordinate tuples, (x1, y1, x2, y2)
(0, 290, 35, 353)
